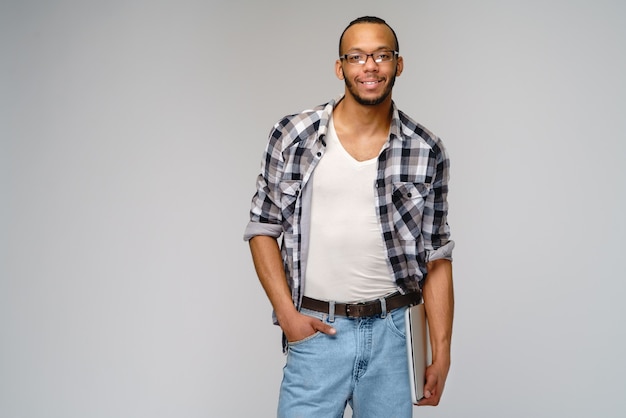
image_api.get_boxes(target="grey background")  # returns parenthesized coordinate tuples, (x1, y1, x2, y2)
(2, 0, 625, 417)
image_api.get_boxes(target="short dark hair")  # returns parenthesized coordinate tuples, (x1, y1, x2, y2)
(338, 16, 399, 56)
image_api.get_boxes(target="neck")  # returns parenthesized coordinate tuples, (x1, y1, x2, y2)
(334, 94, 393, 136)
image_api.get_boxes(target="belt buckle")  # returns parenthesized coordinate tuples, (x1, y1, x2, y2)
(345, 301, 376, 318)
(345, 303, 360, 318)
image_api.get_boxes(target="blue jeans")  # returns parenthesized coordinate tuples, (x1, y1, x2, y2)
(278, 305, 412, 418)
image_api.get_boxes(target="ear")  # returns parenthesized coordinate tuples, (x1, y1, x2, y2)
(395, 55, 404, 77)
(335, 59, 344, 80)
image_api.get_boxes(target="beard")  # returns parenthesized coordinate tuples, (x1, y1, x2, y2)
(343, 70, 397, 106)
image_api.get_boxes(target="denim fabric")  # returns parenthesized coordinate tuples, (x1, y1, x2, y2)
(277, 306, 412, 418)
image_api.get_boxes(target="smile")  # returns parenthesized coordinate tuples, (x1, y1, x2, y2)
(360, 80, 381, 85)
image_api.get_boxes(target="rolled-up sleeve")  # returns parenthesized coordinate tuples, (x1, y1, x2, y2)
(426, 240, 454, 262)
(243, 221, 282, 241)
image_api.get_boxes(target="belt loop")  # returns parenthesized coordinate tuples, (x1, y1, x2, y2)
(328, 300, 335, 323)
(379, 297, 387, 318)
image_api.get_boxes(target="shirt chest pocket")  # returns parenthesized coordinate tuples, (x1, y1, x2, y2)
(391, 182, 431, 241)
(279, 180, 302, 226)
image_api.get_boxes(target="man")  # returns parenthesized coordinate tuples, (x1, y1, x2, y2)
(244, 16, 454, 417)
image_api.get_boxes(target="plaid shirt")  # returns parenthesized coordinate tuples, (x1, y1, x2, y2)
(244, 96, 454, 312)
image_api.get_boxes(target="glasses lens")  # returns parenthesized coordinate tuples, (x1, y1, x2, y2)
(375, 51, 394, 62)
(346, 53, 365, 64)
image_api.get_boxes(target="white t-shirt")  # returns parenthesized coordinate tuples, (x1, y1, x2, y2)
(304, 116, 396, 302)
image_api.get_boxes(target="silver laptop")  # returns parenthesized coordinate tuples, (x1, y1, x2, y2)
(405, 303, 432, 404)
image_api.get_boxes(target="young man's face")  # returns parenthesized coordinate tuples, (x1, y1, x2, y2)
(336, 23, 403, 106)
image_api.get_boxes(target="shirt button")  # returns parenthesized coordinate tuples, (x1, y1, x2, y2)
(316, 152, 322, 157)
(407, 193, 412, 198)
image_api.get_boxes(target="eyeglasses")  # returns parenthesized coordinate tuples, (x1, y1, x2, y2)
(340, 50, 398, 65)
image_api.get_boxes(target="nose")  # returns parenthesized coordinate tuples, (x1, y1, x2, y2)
(363, 54, 379, 70)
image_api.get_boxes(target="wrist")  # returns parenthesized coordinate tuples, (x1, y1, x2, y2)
(431, 343, 451, 365)
(274, 303, 299, 326)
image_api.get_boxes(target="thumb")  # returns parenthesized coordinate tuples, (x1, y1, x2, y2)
(423, 372, 437, 399)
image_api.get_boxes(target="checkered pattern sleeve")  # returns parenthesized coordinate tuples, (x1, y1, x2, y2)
(244, 121, 289, 241)
(423, 137, 454, 262)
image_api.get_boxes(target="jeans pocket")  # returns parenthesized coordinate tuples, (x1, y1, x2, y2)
(385, 307, 407, 339)
(287, 308, 326, 346)
(287, 331, 322, 347)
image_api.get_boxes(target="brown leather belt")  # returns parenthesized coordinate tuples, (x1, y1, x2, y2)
(301, 292, 421, 318)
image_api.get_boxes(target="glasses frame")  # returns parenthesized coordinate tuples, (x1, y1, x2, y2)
(339, 50, 399, 65)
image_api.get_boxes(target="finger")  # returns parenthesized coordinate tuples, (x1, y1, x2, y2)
(314, 321, 337, 335)
(417, 395, 438, 407)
